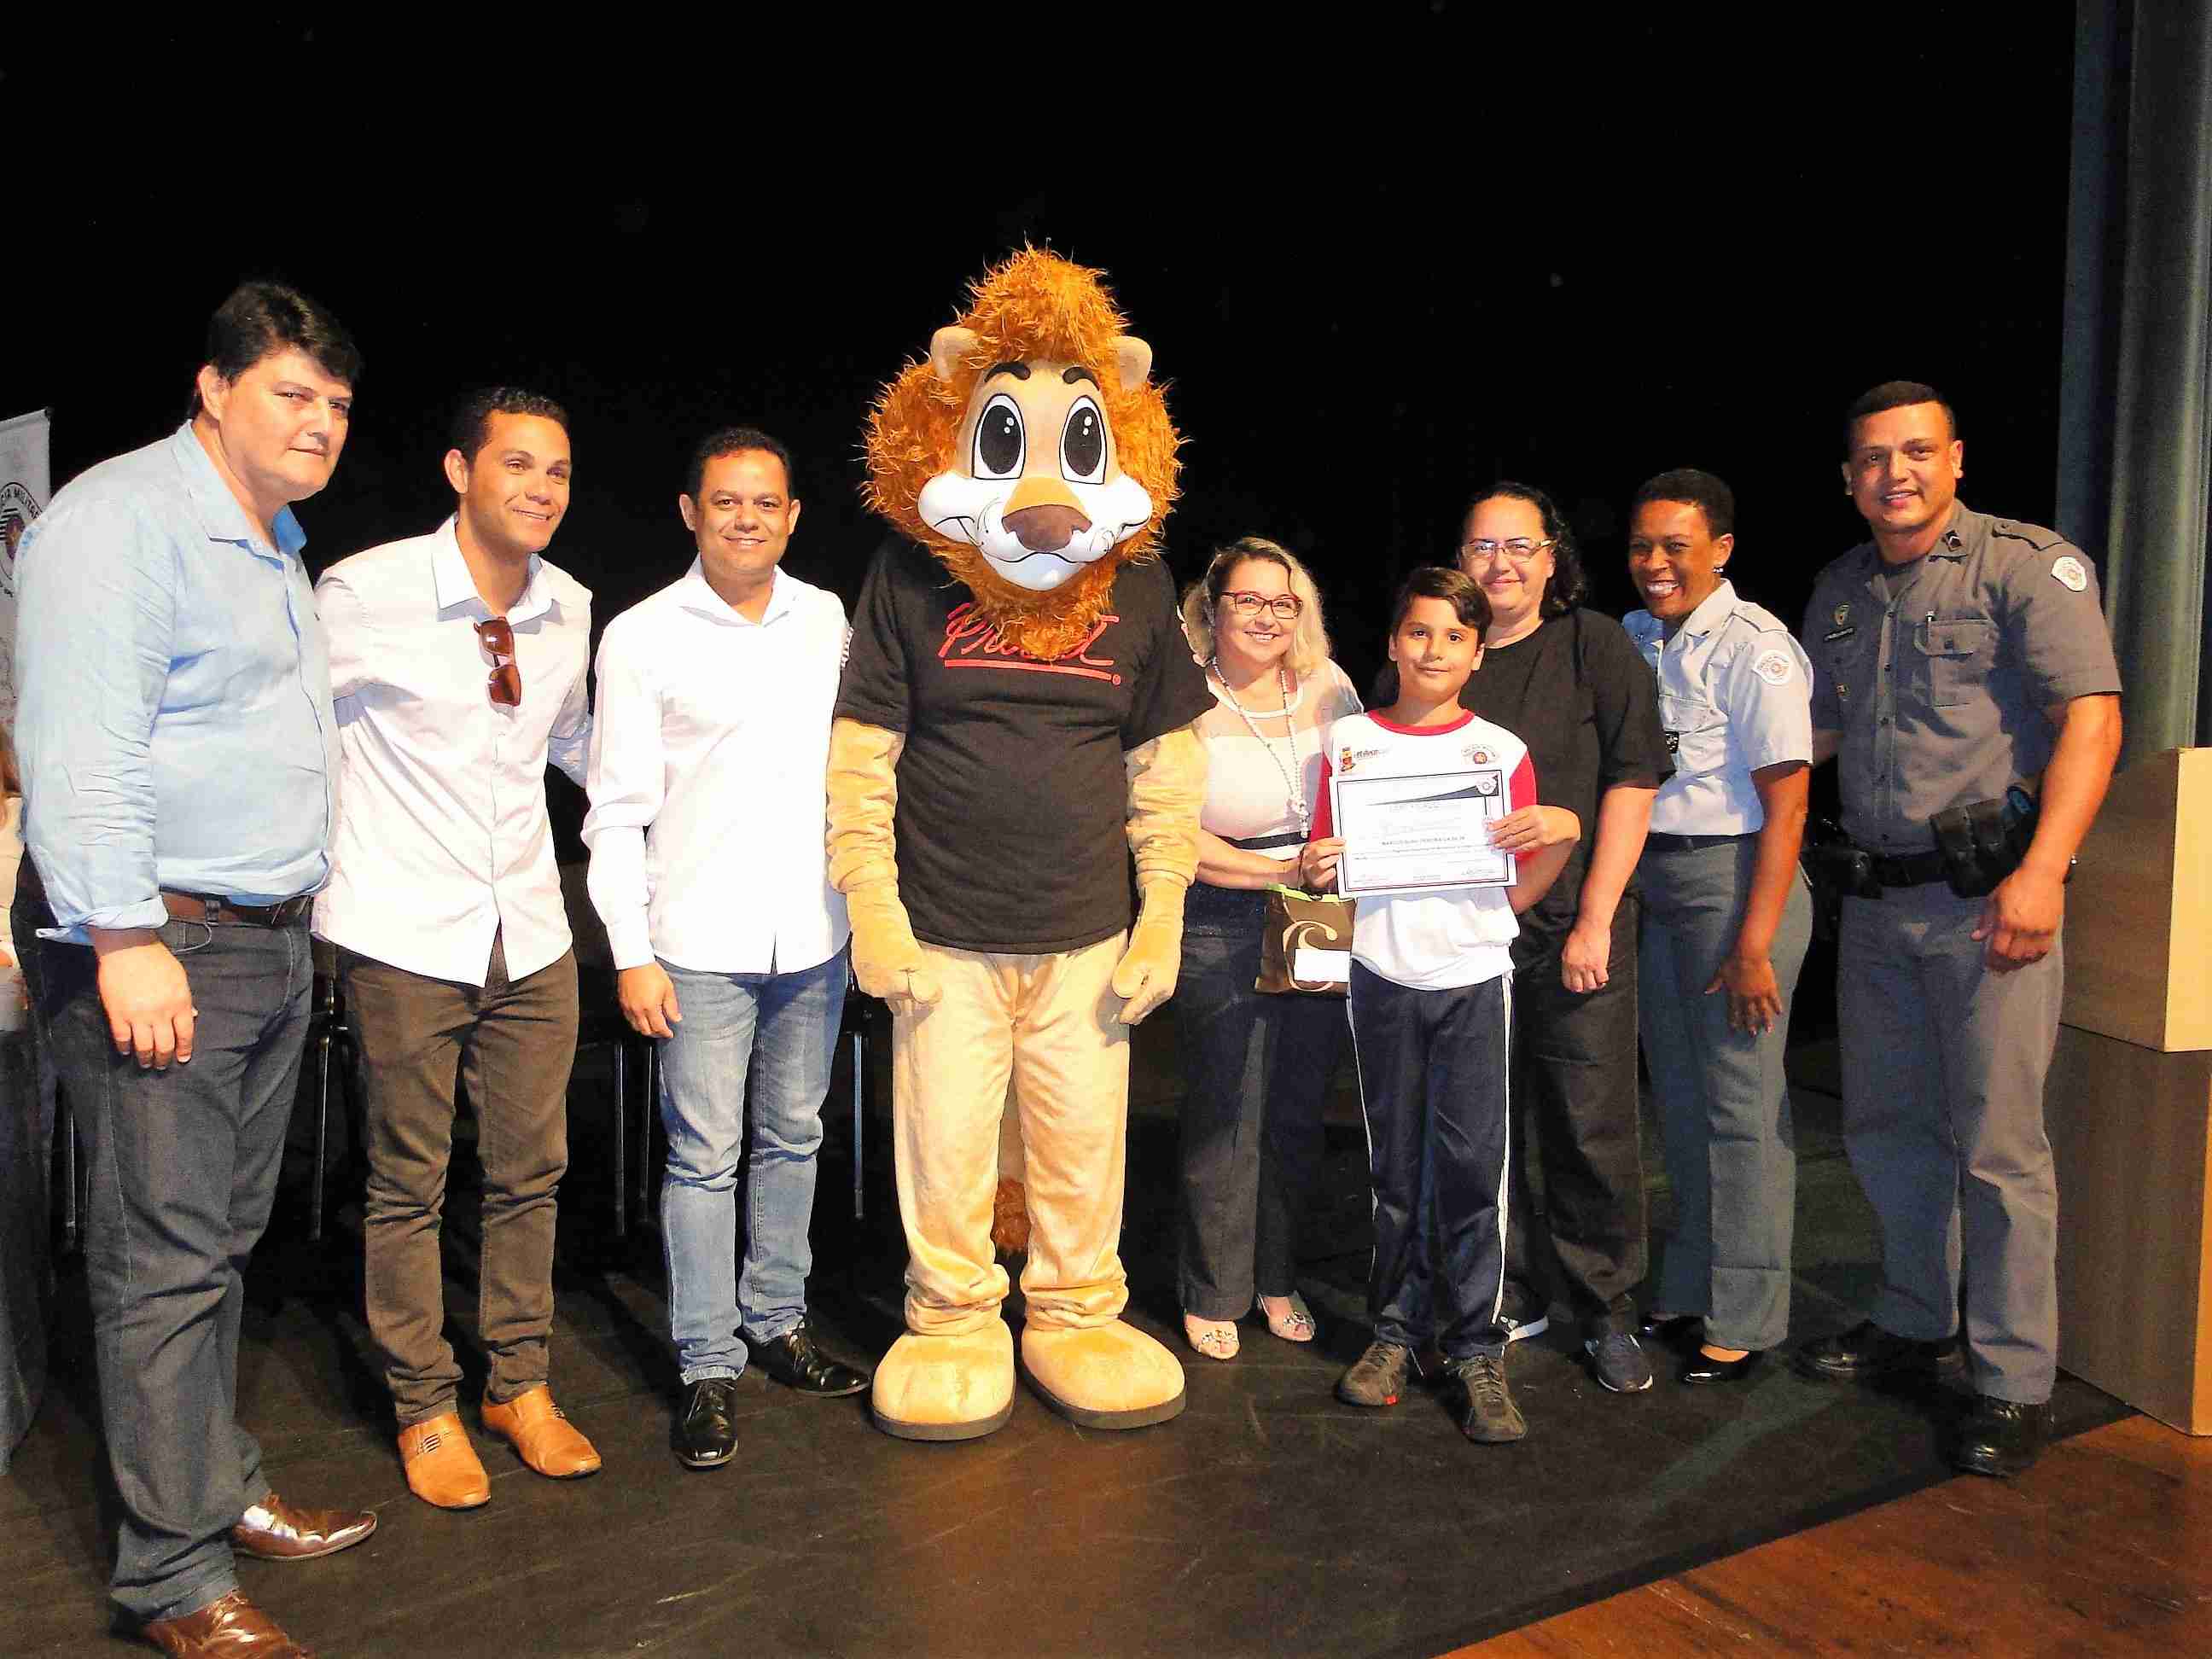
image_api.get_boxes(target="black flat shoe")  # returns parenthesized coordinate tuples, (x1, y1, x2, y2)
(1680, 1348, 1762, 1385)
(1637, 1313, 1703, 1350)
(673, 1377, 740, 1467)
(748, 1322, 871, 1398)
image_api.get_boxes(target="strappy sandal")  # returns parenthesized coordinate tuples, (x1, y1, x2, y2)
(1184, 1312, 1240, 1361)
(1257, 1292, 1318, 1343)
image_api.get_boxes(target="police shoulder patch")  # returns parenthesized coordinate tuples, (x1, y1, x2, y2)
(1752, 649, 1795, 685)
(2051, 555, 2088, 592)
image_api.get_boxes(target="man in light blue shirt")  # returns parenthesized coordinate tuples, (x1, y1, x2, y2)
(13, 282, 376, 1656)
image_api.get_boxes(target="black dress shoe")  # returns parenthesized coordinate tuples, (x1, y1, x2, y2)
(1954, 1394, 2052, 1478)
(749, 1323, 870, 1398)
(674, 1377, 740, 1468)
(1680, 1348, 1762, 1386)
(1637, 1313, 1703, 1351)
(1794, 1318, 1965, 1383)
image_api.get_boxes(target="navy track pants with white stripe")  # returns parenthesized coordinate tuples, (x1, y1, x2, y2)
(1347, 961, 1513, 1362)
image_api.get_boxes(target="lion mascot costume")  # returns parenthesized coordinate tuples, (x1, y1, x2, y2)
(828, 249, 1210, 1441)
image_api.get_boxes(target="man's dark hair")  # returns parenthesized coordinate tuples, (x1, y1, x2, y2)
(1629, 468, 1736, 539)
(189, 281, 363, 417)
(685, 427, 796, 501)
(450, 387, 571, 467)
(1843, 381, 1958, 454)
(1463, 480, 1587, 617)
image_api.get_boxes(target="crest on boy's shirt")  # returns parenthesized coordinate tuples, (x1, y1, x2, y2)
(1467, 746, 1492, 765)
(1339, 747, 1356, 774)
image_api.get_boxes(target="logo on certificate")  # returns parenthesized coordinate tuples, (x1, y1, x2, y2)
(1473, 771, 1500, 796)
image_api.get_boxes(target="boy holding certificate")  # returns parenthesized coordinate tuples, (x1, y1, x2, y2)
(1303, 567, 1577, 1444)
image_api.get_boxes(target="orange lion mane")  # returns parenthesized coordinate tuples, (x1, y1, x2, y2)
(864, 247, 1181, 661)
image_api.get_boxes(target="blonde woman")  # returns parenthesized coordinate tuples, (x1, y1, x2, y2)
(1175, 538, 1361, 1360)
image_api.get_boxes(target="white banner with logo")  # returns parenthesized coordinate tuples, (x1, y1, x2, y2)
(0, 410, 52, 736)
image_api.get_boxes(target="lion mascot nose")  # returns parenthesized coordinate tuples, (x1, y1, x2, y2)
(1001, 478, 1093, 553)
(1004, 502, 1093, 552)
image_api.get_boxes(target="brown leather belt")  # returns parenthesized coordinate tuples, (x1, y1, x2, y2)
(160, 890, 315, 928)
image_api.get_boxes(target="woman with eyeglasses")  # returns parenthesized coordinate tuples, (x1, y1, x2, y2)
(1173, 538, 1361, 1361)
(1622, 469, 1813, 1384)
(1454, 484, 1673, 1395)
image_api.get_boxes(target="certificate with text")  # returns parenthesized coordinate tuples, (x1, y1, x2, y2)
(1332, 769, 1516, 896)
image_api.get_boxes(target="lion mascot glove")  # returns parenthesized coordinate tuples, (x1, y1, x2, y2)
(829, 250, 1210, 1440)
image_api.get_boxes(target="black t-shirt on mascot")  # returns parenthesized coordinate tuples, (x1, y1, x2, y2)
(1454, 608, 1674, 937)
(835, 537, 1214, 956)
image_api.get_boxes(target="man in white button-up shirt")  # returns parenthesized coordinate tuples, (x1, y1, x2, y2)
(315, 388, 602, 1511)
(584, 428, 864, 1470)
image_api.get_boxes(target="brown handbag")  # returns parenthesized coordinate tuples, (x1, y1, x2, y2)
(1254, 885, 1355, 996)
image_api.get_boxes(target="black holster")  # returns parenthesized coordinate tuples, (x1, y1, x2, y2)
(1799, 817, 1881, 939)
(1928, 789, 2038, 899)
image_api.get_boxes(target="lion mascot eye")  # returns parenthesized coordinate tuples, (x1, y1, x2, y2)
(1061, 397, 1106, 485)
(974, 394, 1026, 480)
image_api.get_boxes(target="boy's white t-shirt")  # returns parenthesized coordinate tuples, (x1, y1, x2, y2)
(1314, 708, 1539, 992)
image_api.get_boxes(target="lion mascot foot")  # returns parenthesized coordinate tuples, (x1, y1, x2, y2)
(871, 1320, 1017, 1442)
(1021, 1321, 1187, 1431)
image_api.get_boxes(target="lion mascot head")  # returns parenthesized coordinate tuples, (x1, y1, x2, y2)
(864, 248, 1180, 661)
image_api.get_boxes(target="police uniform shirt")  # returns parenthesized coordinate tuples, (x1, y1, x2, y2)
(1624, 580, 1813, 837)
(1801, 504, 2122, 853)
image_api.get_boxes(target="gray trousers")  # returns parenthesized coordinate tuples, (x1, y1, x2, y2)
(26, 899, 311, 1623)
(1639, 839, 1811, 1353)
(1837, 885, 2061, 1402)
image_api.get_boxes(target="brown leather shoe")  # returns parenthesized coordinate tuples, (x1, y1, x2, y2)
(230, 1491, 376, 1562)
(480, 1385, 600, 1479)
(396, 1412, 492, 1510)
(140, 1589, 316, 1656)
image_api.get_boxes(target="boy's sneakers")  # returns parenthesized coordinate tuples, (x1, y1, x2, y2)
(1336, 1339, 1418, 1407)
(1584, 1329, 1655, 1394)
(1451, 1354, 1527, 1443)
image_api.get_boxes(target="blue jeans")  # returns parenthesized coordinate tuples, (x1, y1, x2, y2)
(24, 900, 311, 1624)
(658, 946, 847, 1382)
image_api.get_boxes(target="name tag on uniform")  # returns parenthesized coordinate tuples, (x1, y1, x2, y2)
(1823, 626, 1856, 643)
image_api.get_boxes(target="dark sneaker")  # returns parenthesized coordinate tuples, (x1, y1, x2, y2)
(748, 1322, 871, 1398)
(1336, 1340, 1417, 1408)
(1584, 1329, 1655, 1394)
(673, 1377, 740, 1468)
(1498, 1311, 1550, 1344)
(1452, 1354, 1527, 1443)
(1794, 1318, 1965, 1384)
(1953, 1394, 2052, 1478)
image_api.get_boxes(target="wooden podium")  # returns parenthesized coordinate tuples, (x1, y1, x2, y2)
(2049, 748, 2212, 1431)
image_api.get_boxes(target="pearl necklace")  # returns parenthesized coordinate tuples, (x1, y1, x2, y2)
(1209, 654, 1308, 837)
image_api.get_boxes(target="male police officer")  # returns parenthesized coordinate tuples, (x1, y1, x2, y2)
(1795, 381, 2122, 1478)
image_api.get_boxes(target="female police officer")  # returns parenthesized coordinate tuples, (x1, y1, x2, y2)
(1621, 469, 1814, 1385)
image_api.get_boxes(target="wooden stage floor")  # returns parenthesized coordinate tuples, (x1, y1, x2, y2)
(1461, 1414, 2212, 1656)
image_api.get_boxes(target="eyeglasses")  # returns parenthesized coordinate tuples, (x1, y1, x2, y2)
(1220, 591, 1304, 620)
(1460, 538, 1557, 564)
(475, 617, 521, 707)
